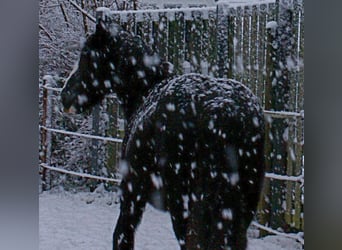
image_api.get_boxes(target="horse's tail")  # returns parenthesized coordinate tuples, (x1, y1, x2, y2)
(185, 144, 250, 250)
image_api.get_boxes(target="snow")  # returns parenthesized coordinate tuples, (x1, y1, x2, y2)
(39, 191, 302, 250)
(96, 7, 111, 15)
(40, 163, 120, 183)
(217, 0, 275, 4)
(39, 125, 123, 143)
(266, 21, 278, 30)
(216, 0, 276, 11)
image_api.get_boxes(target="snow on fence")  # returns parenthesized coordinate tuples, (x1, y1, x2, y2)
(39, 0, 304, 246)
(40, 163, 121, 184)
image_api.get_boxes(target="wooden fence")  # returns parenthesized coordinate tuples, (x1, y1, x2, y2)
(39, 0, 304, 245)
(97, 0, 303, 110)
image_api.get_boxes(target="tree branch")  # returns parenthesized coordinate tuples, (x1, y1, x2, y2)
(39, 24, 54, 41)
(67, 0, 96, 23)
(80, 0, 89, 34)
(59, 2, 70, 27)
(92, 0, 98, 9)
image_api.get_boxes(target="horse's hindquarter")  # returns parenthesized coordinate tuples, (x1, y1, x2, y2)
(124, 74, 265, 213)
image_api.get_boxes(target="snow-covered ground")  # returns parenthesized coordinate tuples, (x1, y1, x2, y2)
(39, 190, 302, 250)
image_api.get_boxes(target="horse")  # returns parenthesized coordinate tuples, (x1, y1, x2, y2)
(61, 19, 265, 250)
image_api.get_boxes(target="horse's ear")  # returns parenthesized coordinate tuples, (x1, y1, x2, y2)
(85, 32, 91, 38)
(96, 19, 108, 35)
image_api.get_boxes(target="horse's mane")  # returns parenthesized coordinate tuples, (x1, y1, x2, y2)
(92, 20, 173, 119)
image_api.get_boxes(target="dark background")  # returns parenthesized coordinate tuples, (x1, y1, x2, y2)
(0, 0, 341, 249)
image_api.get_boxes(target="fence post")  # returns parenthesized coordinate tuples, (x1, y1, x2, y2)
(90, 104, 100, 189)
(257, 20, 277, 236)
(106, 98, 119, 180)
(265, 0, 294, 231)
(40, 76, 54, 191)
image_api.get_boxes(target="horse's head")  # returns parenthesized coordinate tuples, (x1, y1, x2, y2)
(61, 20, 172, 116)
(61, 21, 123, 113)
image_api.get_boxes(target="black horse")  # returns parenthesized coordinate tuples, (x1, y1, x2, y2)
(61, 20, 265, 250)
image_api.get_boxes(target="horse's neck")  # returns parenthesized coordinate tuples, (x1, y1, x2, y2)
(122, 96, 142, 122)
(121, 66, 166, 121)
(113, 33, 167, 123)
(120, 75, 159, 122)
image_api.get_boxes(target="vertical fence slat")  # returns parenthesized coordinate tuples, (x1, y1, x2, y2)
(89, 104, 100, 189)
(201, 11, 209, 75)
(227, 15, 234, 79)
(285, 118, 295, 226)
(257, 23, 276, 235)
(295, 116, 304, 230)
(191, 10, 202, 73)
(168, 11, 185, 75)
(184, 11, 193, 71)
(292, 0, 300, 113)
(161, 13, 169, 61)
(137, 12, 152, 46)
(153, 12, 168, 61)
(299, 3, 304, 113)
(208, 9, 217, 77)
(242, 5, 251, 88)
(250, 5, 258, 94)
(234, 7, 243, 82)
(178, 12, 186, 74)
(106, 98, 119, 178)
(258, 7, 267, 106)
(168, 12, 176, 71)
(217, 3, 229, 78)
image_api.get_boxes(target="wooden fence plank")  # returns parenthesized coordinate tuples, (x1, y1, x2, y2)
(191, 10, 203, 73)
(207, 9, 217, 77)
(242, 6, 251, 89)
(258, 23, 276, 235)
(234, 7, 243, 82)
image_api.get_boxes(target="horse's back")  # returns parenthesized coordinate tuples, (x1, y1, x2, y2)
(125, 73, 265, 205)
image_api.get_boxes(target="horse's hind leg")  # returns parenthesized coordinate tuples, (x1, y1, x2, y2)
(228, 215, 248, 250)
(168, 194, 188, 250)
(209, 211, 248, 250)
(216, 209, 248, 250)
(112, 178, 147, 250)
(169, 205, 187, 249)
